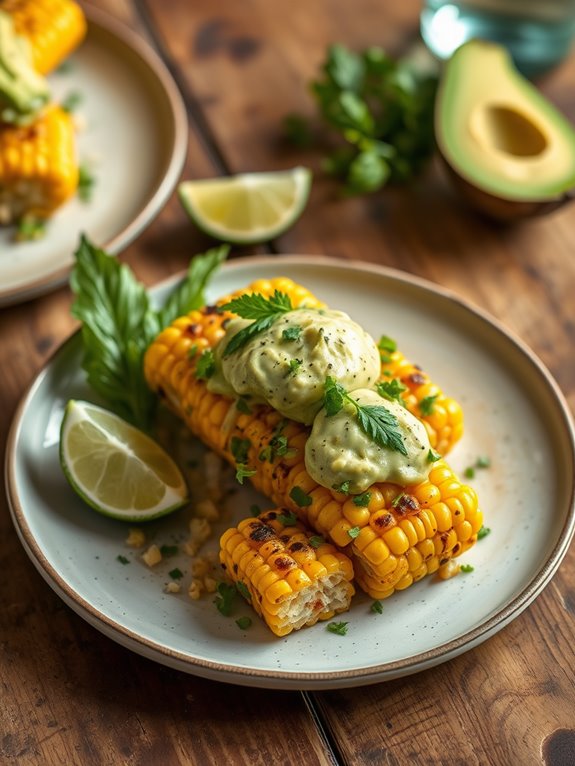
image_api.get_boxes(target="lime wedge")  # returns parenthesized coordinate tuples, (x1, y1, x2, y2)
(59, 400, 188, 521)
(178, 166, 312, 244)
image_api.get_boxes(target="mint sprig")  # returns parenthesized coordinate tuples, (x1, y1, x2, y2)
(323, 377, 407, 456)
(219, 290, 294, 356)
(70, 235, 228, 429)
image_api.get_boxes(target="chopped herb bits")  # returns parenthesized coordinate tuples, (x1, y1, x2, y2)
(327, 621, 349, 636)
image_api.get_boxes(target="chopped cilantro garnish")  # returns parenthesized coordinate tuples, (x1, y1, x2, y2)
(326, 621, 348, 636)
(282, 325, 302, 342)
(235, 464, 256, 484)
(478, 526, 491, 540)
(169, 567, 184, 580)
(289, 486, 312, 507)
(160, 544, 179, 558)
(378, 335, 397, 354)
(15, 216, 46, 242)
(370, 600, 383, 614)
(61, 90, 83, 113)
(236, 397, 251, 414)
(323, 377, 407, 456)
(353, 491, 371, 507)
(188, 343, 199, 359)
(464, 466, 475, 479)
(220, 291, 294, 356)
(347, 526, 361, 539)
(230, 436, 251, 465)
(116, 555, 130, 565)
(236, 581, 251, 602)
(288, 358, 303, 375)
(214, 582, 237, 616)
(235, 616, 252, 630)
(278, 511, 298, 527)
(309, 535, 325, 548)
(333, 480, 351, 494)
(195, 349, 215, 380)
(427, 449, 441, 463)
(78, 163, 96, 202)
(376, 378, 406, 404)
(460, 564, 474, 573)
(419, 394, 438, 416)
(476, 455, 491, 468)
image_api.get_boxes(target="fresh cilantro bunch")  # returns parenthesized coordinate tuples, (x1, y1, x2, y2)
(286, 44, 438, 194)
(70, 235, 228, 430)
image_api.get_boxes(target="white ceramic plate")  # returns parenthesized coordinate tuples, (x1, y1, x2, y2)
(6, 257, 575, 689)
(0, 6, 187, 306)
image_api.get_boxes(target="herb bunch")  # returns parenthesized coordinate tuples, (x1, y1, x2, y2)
(286, 44, 438, 195)
(70, 235, 228, 430)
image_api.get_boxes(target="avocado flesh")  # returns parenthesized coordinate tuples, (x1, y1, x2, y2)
(0, 11, 50, 124)
(436, 40, 575, 204)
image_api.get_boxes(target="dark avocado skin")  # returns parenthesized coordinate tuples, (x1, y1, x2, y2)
(440, 155, 575, 222)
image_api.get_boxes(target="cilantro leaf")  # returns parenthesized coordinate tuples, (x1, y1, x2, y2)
(326, 621, 348, 635)
(236, 616, 252, 630)
(353, 491, 371, 507)
(195, 349, 215, 380)
(289, 486, 312, 507)
(235, 464, 256, 485)
(214, 582, 237, 616)
(309, 535, 325, 548)
(376, 379, 407, 404)
(355, 404, 408, 455)
(236, 581, 251, 602)
(70, 236, 227, 429)
(220, 291, 294, 356)
(419, 394, 438, 416)
(371, 600, 383, 614)
(323, 377, 407, 455)
(282, 325, 302, 342)
(230, 436, 251, 465)
(278, 511, 298, 527)
(221, 290, 293, 319)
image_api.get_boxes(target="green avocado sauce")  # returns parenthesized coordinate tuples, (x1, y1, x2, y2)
(305, 388, 432, 493)
(208, 308, 381, 425)
(0, 11, 50, 124)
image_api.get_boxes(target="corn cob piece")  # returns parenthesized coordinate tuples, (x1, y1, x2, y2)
(144, 277, 463, 455)
(0, 104, 78, 223)
(220, 509, 354, 636)
(145, 278, 479, 601)
(1, 0, 87, 75)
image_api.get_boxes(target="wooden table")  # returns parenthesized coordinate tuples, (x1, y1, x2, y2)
(2, 1, 575, 764)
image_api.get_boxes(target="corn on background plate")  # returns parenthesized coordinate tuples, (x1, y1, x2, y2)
(6, 256, 575, 690)
(0, 6, 187, 307)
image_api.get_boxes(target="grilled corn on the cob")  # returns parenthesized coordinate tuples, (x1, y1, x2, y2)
(220, 509, 355, 636)
(145, 278, 480, 604)
(1, 0, 87, 75)
(0, 104, 78, 223)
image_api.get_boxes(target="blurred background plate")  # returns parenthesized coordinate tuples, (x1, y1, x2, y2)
(0, 5, 187, 307)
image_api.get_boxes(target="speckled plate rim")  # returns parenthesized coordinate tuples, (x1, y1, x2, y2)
(6, 255, 575, 690)
(0, 4, 188, 307)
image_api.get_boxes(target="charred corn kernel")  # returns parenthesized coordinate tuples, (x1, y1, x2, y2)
(438, 559, 461, 580)
(0, 106, 78, 222)
(141, 544, 162, 567)
(146, 279, 478, 603)
(219, 511, 354, 636)
(2, 0, 87, 74)
(125, 528, 145, 548)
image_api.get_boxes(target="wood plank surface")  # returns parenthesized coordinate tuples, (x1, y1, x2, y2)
(1, 0, 574, 764)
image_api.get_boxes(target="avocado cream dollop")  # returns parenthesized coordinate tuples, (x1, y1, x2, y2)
(305, 388, 432, 493)
(208, 308, 381, 424)
(0, 12, 50, 124)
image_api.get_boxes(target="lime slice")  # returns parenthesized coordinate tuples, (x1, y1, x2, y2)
(59, 400, 188, 521)
(178, 166, 312, 244)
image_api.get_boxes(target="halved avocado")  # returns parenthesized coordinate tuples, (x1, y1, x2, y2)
(435, 40, 575, 221)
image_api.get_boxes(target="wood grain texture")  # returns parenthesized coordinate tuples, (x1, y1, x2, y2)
(1, 0, 574, 764)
